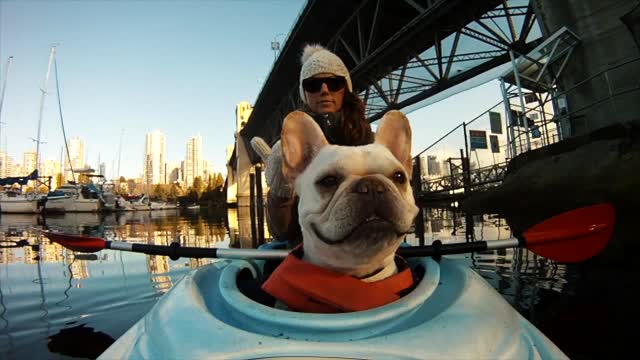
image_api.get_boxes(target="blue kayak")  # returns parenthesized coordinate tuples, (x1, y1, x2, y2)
(99, 256, 567, 359)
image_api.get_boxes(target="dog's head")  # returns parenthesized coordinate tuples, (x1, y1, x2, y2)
(281, 110, 419, 277)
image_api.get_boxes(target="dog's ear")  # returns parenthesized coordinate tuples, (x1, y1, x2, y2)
(375, 110, 413, 175)
(281, 111, 329, 179)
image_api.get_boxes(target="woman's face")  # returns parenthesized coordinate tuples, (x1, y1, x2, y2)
(303, 72, 345, 114)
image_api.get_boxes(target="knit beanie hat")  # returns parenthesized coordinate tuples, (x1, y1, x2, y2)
(299, 44, 353, 104)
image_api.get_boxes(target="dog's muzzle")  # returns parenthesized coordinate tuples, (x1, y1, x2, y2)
(312, 177, 411, 245)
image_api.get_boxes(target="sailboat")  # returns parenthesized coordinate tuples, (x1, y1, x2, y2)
(0, 49, 55, 214)
(45, 168, 103, 213)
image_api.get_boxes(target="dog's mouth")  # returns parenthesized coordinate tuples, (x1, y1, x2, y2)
(311, 215, 409, 245)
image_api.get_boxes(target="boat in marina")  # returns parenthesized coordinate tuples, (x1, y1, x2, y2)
(98, 255, 567, 359)
(0, 170, 47, 214)
(124, 194, 177, 211)
(44, 183, 102, 213)
(0, 191, 43, 214)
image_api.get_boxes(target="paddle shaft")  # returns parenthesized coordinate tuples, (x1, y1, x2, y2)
(103, 238, 523, 260)
(106, 241, 290, 260)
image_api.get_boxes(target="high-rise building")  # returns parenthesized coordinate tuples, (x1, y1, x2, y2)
(42, 159, 62, 189)
(427, 155, 441, 177)
(166, 161, 181, 183)
(144, 130, 166, 185)
(202, 159, 213, 183)
(23, 151, 37, 174)
(65, 137, 85, 181)
(185, 135, 202, 187)
(0, 152, 13, 178)
(418, 156, 427, 178)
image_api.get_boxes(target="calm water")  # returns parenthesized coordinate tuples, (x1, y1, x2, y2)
(0, 207, 636, 359)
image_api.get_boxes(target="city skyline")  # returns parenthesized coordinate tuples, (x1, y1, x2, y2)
(1, 1, 525, 182)
(0, 1, 305, 180)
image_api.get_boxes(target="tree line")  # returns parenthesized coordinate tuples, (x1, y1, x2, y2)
(118, 173, 226, 206)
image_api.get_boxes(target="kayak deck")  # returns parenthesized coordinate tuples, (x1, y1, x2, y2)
(100, 257, 567, 359)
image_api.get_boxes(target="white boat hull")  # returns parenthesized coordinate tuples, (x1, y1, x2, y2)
(0, 198, 41, 213)
(45, 196, 100, 212)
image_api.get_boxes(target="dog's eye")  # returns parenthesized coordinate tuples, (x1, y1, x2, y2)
(317, 175, 339, 188)
(392, 171, 406, 184)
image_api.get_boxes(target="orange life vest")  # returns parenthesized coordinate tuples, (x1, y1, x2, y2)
(261, 248, 414, 313)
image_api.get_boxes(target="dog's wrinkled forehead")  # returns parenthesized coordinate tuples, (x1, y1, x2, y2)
(301, 144, 404, 179)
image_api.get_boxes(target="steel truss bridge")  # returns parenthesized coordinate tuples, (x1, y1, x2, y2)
(240, 0, 543, 163)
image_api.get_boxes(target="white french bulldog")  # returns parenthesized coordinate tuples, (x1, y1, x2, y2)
(280, 110, 419, 280)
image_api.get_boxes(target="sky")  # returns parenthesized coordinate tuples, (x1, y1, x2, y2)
(0, 0, 517, 180)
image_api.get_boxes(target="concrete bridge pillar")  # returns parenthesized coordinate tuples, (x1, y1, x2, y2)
(532, 0, 640, 135)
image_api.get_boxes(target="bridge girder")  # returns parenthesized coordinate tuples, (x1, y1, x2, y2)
(240, 0, 541, 163)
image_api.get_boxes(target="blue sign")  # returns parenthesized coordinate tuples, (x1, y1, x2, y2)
(469, 130, 487, 150)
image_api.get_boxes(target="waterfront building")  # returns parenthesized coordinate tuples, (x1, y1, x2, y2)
(185, 135, 203, 187)
(427, 155, 442, 177)
(65, 137, 85, 182)
(42, 159, 62, 189)
(165, 161, 181, 184)
(202, 159, 213, 183)
(23, 151, 37, 173)
(0, 152, 13, 178)
(144, 130, 166, 185)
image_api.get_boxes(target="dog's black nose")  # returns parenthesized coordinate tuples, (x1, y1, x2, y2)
(353, 177, 386, 195)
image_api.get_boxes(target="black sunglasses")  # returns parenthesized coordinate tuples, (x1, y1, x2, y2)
(302, 76, 346, 93)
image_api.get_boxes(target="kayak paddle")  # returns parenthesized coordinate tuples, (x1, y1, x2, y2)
(37, 203, 614, 263)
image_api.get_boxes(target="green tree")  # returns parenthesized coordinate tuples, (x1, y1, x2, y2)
(192, 176, 204, 199)
(215, 173, 225, 190)
(55, 173, 64, 189)
(166, 183, 181, 202)
(153, 184, 168, 201)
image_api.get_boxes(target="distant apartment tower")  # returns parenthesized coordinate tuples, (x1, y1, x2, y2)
(23, 151, 37, 174)
(185, 135, 203, 187)
(65, 137, 85, 181)
(0, 152, 13, 178)
(166, 161, 181, 183)
(418, 156, 427, 178)
(427, 155, 441, 177)
(202, 159, 213, 183)
(42, 159, 62, 189)
(144, 130, 166, 185)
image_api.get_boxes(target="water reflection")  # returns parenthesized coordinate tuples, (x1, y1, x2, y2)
(0, 209, 233, 359)
(0, 206, 634, 359)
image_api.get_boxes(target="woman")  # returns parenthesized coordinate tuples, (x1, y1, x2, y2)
(253, 44, 373, 246)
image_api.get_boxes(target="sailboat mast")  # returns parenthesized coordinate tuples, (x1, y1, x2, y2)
(35, 46, 56, 176)
(0, 56, 14, 153)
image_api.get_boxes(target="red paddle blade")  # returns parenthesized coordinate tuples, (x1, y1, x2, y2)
(42, 232, 107, 253)
(523, 203, 615, 262)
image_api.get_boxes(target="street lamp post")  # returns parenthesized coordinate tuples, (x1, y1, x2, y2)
(271, 33, 286, 62)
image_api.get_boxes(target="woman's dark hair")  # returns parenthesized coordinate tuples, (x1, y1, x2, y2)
(301, 91, 373, 146)
(336, 91, 374, 146)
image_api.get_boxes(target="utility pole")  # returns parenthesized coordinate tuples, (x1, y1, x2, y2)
(271, 33, 285, 62)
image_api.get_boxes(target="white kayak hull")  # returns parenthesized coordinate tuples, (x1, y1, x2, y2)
(100, 257, 567, 359)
